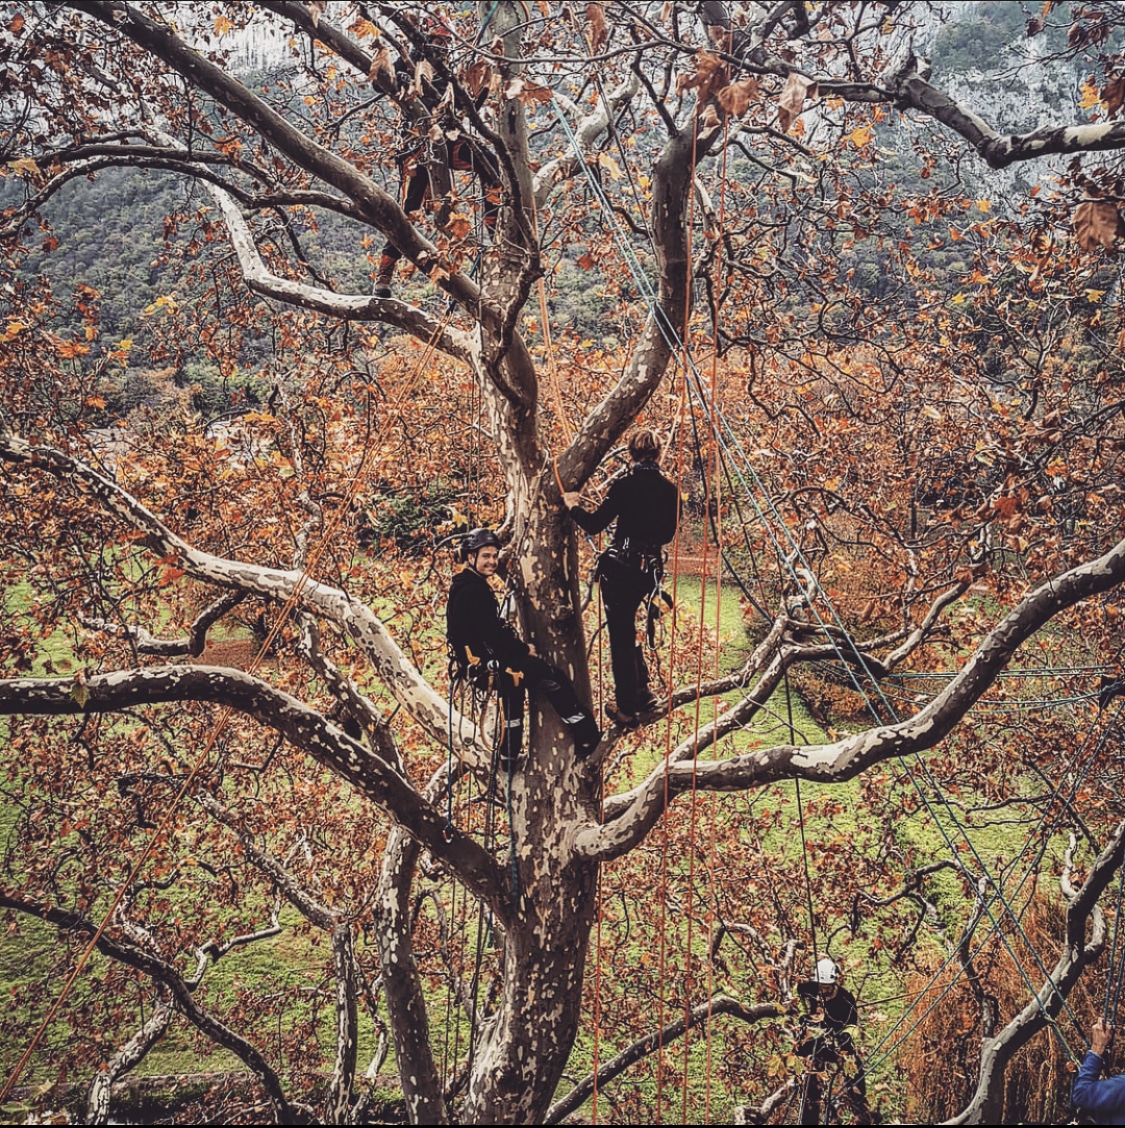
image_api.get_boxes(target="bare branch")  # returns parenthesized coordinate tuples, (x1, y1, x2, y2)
(0, 665, 510, 919)
(579, 534, 1125, 862)
(545, 994, 785, 1124)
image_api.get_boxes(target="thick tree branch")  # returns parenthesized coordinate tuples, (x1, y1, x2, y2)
(544, 995, 784, 1124)
(0, 666, 510, 918)
(943, 823, 1125, 1125)
(329, 923, 361, 1125)
(376, 821, 449, 1124)
(0, 432, 486, 768)
(84, 987, 173, 1126)
(578, 534, 1125, 861)
(533, 73, 640, 208)
(886, 57, 1125, 169)
(207, 186, 474, 361)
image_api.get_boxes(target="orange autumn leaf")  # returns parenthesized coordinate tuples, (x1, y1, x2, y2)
(1074, 200, 1125, 252)
(585, 3, 609, 51)
(777, 71, 818, 133)
(717, 77, 760, 117)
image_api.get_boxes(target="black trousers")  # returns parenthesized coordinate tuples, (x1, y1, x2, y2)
(381, 139, 500, 265)
(796, 1034, 866, 1097)
(600, 560, 657, 714)
(494, 656, 599, 767)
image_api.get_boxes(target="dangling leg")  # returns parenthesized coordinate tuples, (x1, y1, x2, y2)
(375, 152, 429, 297)
(497, 670, 525, 774)
(523, 656, 601, 759)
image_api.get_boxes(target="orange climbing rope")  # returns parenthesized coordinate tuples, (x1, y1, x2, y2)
(653, 100, 703, 1123)
(680, 111, 733, 1126)
(0, 309, 457, 1107)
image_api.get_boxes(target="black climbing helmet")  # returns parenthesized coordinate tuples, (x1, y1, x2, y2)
(460, 527, 501, 562)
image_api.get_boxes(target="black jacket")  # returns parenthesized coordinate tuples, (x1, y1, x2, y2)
(446, 567, 529, 668)
(796, 981, 859, 1035)
(568, 462, 679, 553)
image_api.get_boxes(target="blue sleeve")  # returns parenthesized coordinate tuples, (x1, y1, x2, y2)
(1074, 1052, 1125, 1115)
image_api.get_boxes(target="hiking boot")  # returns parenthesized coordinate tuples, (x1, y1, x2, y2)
(636, 691, 659, 713)
(605, 703, 640, 730)
(373, 283, 392, 299)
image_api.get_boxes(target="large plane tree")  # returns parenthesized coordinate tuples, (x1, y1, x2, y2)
(3, 2, 1125, 1123)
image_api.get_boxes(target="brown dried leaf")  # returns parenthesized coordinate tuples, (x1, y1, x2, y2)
(537, 1, 551, 15)
(586, 3, 609, 51)
(777, 71, 817, 133)
(308, 1, 327, 28)
(369, 44, 395, 89)
(1074, 200, 1125, 252)
(449, 213, 472, 240)
(677, 51, 729, 104)
(717, 77, 760, 117)
(463, 59, 493, 98)
(1103, 75, 1125, 118)
(700, 104, 722, 132)
(413, 59, 435, 99)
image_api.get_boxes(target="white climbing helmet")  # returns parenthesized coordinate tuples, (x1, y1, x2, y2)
(815, 957, 840, 985)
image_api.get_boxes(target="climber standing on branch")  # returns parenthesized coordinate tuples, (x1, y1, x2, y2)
(564, 430, 679, 729)
(446, 529, 602, 768)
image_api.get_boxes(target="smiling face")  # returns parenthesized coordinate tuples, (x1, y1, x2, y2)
(470, 545, 499, 577)
(819, 981, 839, 1002)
